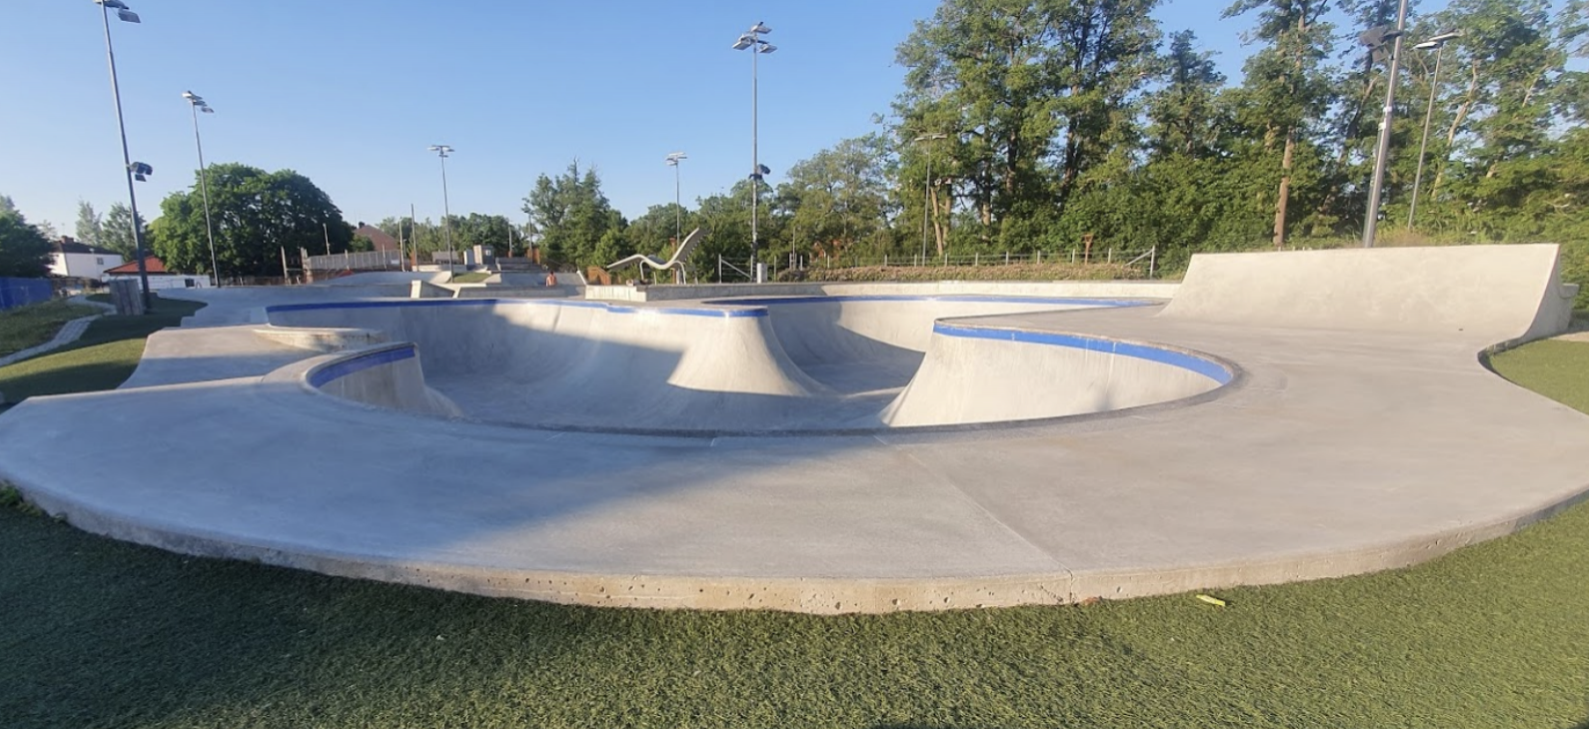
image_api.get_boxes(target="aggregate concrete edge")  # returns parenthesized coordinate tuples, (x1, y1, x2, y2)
(8, 464, 1587, 614)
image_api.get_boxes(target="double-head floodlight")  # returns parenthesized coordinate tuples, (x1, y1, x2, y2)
(94, 0, 140, 23)
(182, 90, 214, 112)
(733, 21, 775, 52)
(665, 151, 687, 166)
(1414, 31, 1462, 50)
(129, 161, 152, 182)
(429, 144, 453, 157)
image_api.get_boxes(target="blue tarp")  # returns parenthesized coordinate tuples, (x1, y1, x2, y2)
(0, 277, 52, 311)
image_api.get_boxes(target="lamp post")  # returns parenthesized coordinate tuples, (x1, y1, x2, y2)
(1407, 31, 1462, 230)
(913, 133, 948, 264)
(1361, 0, 1410, 248)
(665, 152, 687, 247)
(428, 145, 456, 280)
(181, 91, 221, 287)
(93, 0, 152, 310)
(732, 22, 775, 281)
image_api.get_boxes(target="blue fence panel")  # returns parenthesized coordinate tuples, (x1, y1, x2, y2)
(0, 277, 53, 311)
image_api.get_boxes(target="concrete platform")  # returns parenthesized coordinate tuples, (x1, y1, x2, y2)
(0, 245, 1585, 614)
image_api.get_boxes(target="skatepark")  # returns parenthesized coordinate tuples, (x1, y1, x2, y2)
(0, 244, 1584, 613)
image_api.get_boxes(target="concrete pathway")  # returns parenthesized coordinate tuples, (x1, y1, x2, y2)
(0, 295, 113, 369)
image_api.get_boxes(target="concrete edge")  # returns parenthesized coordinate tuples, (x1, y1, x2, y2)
(4, 463, 1585, 614)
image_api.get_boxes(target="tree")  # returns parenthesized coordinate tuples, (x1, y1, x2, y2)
(1223, 0, 1336, 248)
(75, 201, 104, 248)
(150, 163, 352, 278)
(1145, 31, 1228, 160)
(0, 206, 52, 278)
(775, 134, 896, 260)
(100, 202, 147, 259)
(447, 213, 516, 255)
(522, 162, 626, 269)
(894, 0, 1161, 250)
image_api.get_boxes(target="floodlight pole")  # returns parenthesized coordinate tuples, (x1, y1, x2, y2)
(97, 0, 151, 310)
(666, 152, 687, 248)
(185, 93, 221, 287)
(1362, 0, 1410, 248)
(1408, 33, 1459, 230)
(752, 40, 760, 275)
(430, 145, 456, 281)
(734, 23, 774, 281)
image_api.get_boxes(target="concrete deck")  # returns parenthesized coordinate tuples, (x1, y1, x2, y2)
(0, 246, 1585, 614)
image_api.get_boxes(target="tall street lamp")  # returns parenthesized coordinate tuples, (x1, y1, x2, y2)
(913, 133, 948, 264)
(182, 91, 221, 287)
(665, 151, 687, 249)
(1361, 0, 1410, 248)
(93, 0, 152, 310)
(732, 21, 775, 281)
(1407, 31, 1462, 230)
(428, 144, 456, 280)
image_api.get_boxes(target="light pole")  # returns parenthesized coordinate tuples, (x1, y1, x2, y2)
(732, 22, 775, 281)
(428, 144, 456, 280)
(1361, 0, 1410, 248)
(93, 0, 152, 310)
(665, 152, 687, 248)
(913, 133, 948, 264)
(1407, 31, 1462, 230)
(182, 91, 221, 287)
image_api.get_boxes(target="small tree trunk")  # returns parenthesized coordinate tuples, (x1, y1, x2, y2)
(1274, 127, 1295, 249)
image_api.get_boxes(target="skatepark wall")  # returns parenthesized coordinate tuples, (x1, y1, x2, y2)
(1159, 244, 1578, 344)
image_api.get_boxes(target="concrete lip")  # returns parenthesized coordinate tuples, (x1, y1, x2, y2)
(1, 247, 1587, 614)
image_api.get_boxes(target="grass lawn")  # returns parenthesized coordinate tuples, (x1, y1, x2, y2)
(0, 299, 101, 359)
(0, 297, 205, 408)
(1, 335, 1588, 727)
(449, 271, 493, 283)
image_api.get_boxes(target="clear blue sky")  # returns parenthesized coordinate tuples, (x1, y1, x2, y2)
(1, 0, 1459, 234)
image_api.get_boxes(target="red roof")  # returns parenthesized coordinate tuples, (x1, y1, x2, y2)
(103, 256, 169, 275)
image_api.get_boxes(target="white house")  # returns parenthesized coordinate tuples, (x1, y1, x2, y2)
(49, 237, 125, 281)
(103, 256, 212, 290)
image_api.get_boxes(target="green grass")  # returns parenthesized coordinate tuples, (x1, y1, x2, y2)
(0, 299, 100, 358)
(1, 335, 1588, 727)
(449, 271, 492, 283)
(0, 297, 205, 407)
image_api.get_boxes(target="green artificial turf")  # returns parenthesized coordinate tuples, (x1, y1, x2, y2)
(0, 297, 205, 406)
(1, 334, 1587, 727)
(0, 299, 100, 358)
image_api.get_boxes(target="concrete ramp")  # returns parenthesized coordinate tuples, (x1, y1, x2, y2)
(1159, 244, 1577, 343)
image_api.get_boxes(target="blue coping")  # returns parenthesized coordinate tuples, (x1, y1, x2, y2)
(703, 294, 1155, 308)
(933, 322, 1234, 385)
(308, 345, 416, 388)
(265, 298, 765, 319)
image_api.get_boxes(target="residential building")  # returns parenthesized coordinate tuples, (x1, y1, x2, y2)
(103, 256, 212, 290)
(49, 237, 125, 280)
